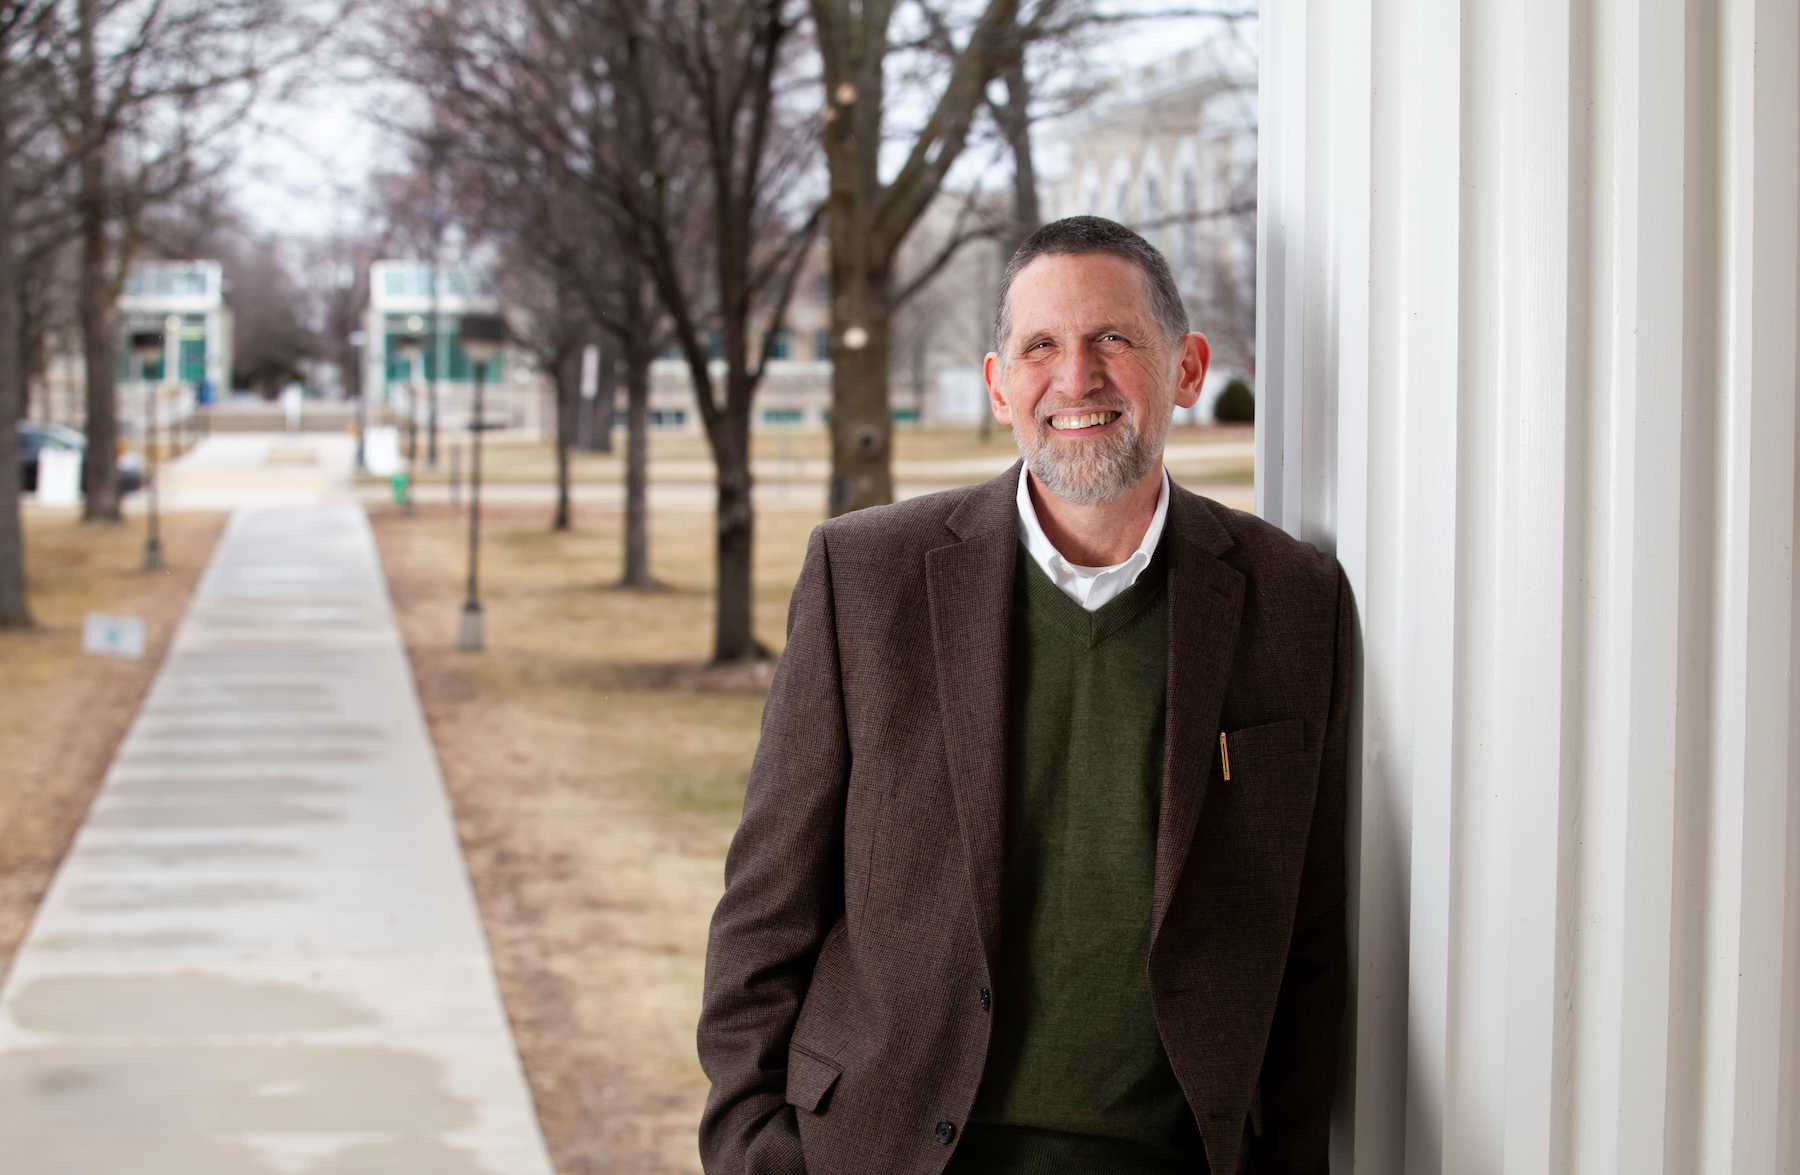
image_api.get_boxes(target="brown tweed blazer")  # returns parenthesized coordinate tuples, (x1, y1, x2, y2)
(699, 461, 1351, 1175)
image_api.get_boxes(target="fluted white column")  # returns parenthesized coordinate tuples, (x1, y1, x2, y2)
(1257, 2, 1800, 1173)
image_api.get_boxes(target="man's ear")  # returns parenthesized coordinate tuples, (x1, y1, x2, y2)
(1174, 333, 1210, 410)
(984, 353, 1013, 425)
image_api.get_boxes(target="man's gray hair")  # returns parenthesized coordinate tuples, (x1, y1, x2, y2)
(992, 216, 1189, 358)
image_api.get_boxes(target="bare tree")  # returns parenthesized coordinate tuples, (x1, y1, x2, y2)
(582, 0, 819, 657)
(487, 240, 590, 534)
(226, 236, 316, 393)
(390, 0, 818, 661)
(375, 42, 674, 589)
(811, 0, 1034, 513)
(0, 0, 53, 627)
(302, 223, 385, 411)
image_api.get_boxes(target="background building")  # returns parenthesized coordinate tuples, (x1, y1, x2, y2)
(117, 260, 234, 397)
(362, 259, 544, 434)
(36, 260, 233, 429)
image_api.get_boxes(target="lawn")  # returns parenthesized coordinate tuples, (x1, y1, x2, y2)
(369, 498, 821, 1174)
(368, 421, 1255, 487)
(0, 509, 227, 988)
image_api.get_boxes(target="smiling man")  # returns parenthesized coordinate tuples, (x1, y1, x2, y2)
(699, 216, 1353, 1175)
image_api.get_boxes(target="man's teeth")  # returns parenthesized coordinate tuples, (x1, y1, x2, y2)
(1049, 411, 1119, 431)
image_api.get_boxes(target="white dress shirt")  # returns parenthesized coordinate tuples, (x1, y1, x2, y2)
(1015, 465, 1171, 611)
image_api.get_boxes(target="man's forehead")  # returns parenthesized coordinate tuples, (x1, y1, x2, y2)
(1008, 253, 1158, 333)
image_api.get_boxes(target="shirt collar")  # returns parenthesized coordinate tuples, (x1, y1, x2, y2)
(1015, 463, 1171, 579)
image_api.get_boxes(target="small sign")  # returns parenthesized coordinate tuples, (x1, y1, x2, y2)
(364, 426, 401, 477)
(35, 450, 80, 506)
(84, 613, 146, 660)
(580, 344, 601, 400)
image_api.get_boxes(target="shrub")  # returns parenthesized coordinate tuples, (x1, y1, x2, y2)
(1214, 378, 1255, 424)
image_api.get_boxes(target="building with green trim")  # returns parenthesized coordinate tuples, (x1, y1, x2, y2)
(361, 260, 525, 429)
(117, 260, 233, 396)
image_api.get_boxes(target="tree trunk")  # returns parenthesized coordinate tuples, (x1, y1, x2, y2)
(0, 52, 33, 628)
(996, 51, 1042, 257)
(587, 345, 616, 454)
(826, 264, 895, 515)
(76, 0, 119, 522)
(551, 344, 578, 531)
(11, 336, 30, 426)
(708, 401, 761, 663)
(980, 49, 1040, 447)
(426, 371, 439, 468)
(909, 328, 930, 426)
(618, 340, 654, 589)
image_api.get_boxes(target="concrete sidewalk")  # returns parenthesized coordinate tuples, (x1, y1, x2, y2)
(0, 496, 554, 1173)
(150, 435, 360, 512)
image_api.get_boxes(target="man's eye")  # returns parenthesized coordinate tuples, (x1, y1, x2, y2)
(1098, 333, 1129, 346)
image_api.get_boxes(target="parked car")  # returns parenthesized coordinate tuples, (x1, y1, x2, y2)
(16, 421, 143, 496)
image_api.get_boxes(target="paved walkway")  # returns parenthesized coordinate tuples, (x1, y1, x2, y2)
(0, 443, 554, 1173)
(150, 435, 360, 513)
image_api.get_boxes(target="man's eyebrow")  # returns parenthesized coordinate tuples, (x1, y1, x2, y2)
(1015, 320, 1138, 342)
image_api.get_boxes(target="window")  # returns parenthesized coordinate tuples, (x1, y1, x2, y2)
(891, 407, 919, 423)
(814, 328, 832, 359)
(765, 330, 792, 359)
(1178, 169, 1200, 283)
(650, 409, 688, 428)
(762, 407, 804, 425)
(706, 332, 725, 360)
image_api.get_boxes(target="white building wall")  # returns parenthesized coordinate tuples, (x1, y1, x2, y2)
(1257, 2, 1799, 1173)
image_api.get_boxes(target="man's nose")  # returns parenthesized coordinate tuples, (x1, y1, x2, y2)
(1053, 339, 1104, 398)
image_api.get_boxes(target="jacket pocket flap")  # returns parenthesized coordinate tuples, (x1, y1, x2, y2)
(1223, 716, 1306, 761)
(785, 1044, 842, 1113)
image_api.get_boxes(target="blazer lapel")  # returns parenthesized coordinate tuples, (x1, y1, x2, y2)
(925, 464, 1021, 973)
(1151, 480, 1244, 948)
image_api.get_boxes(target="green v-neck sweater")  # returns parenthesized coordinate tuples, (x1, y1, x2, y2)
(950, 541, 1203, 1173)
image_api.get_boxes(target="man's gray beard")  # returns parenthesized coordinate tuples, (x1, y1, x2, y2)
(1017, 411, 1164, 506)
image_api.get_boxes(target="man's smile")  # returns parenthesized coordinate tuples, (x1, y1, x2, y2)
(1046, 410, 1123, 433)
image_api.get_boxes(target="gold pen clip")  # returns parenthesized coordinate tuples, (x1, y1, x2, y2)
(1220, 732, 1231, 781)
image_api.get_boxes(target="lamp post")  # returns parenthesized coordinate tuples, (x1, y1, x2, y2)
(394, 317, 426, 513)
(349, 330, 369, 472)
(128, 327, 165, 570)
(457, 313, 506, 652)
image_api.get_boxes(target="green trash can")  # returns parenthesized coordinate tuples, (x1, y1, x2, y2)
(390, 471, 410, 505)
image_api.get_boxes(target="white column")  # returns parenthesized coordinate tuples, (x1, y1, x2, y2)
(1259, 2, 1800, 1173)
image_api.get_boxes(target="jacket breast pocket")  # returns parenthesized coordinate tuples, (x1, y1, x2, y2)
(1214, 717, 1315, 882)
(1220, 716, 1308, 777)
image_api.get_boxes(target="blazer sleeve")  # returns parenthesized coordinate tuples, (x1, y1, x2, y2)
(697, 525, 851, 1175)
(1245, 561, 1353, 1174)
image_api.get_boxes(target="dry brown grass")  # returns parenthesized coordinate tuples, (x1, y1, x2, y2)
(369, 498, 821, 1175)
(0, 509, 227, 988)
(374, 421, 1254, 486)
